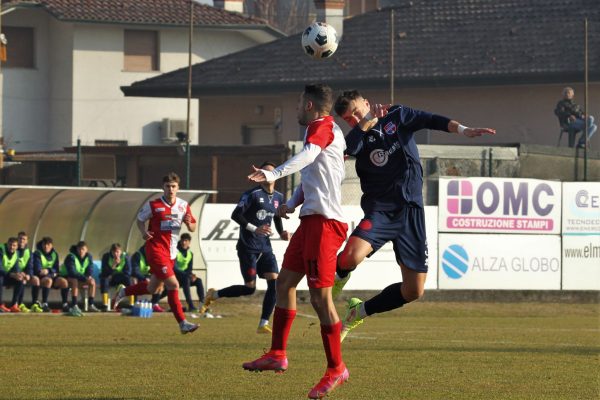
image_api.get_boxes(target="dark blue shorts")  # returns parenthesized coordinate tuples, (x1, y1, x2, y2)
(351, 207, 428, 273)
(237, 250, 278, 283)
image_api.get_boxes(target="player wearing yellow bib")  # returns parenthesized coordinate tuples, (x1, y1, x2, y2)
(100, 243, 132, 310)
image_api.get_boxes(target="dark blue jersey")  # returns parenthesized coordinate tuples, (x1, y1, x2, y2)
(232, 186, 285, 253)
(345, 105, 451, 212)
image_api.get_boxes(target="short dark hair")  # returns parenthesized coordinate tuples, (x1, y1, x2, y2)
(17, 231, 27, 237)
(260, 161, 277, 169)
(304, 83, 334, 114)
(76, 241, 87, 250)
(180, 233, 192, 241)
(41, 237, 53, 246)
(7, 237, 18, 245)
(110, 243, 122, 252)
(334, 89, 363, 116)
(163, 172, 180, 184)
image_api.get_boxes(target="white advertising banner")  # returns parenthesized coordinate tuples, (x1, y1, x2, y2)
(562, 182, 600, 234)
(200, 204, 438, 290)
(439, 177, 561, 234)
(438, 234, 561, 290)
(562, 235, 600, 290)
(562, 182, 600, 290)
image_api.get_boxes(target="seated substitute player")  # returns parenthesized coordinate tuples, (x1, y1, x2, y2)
(33, 237, 69, 312)
(15, 231, 43, 312)
(243, 84, 350, 399)
(203, 162, 291, 333)
(332, 90, 496, 340)
(130, 244, 163, 312)
(165, 233, 205, 312)
(60, 241, 99, 315)
(100, 243, 133, 310)
(113, 172, 199, 334)
(0, 237, 26, 313)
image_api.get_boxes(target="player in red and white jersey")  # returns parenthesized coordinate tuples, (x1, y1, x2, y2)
(243, 84, 350, 399)
(113, 172, 199, 334)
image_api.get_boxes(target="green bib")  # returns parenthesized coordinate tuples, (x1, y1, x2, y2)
(175, 250, 192, 272)
(17, 248, 31, 272)
(60, 253, 89, 276)
(2, 250, 18, 273)
(109, 252, 127, 273)
(137, 252, 150, 276)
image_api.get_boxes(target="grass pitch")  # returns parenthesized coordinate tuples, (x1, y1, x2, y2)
(1, 300, 598, 400)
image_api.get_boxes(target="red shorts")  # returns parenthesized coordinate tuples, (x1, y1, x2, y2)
(282, 214, 348, 288)
(148, 257, 175, 280)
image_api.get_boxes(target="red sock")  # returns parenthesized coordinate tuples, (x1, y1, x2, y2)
(124, 280, 149, 296)
(321, 321, 343, 370)
(167, 289, 185, 323)
(270, 307, 296, 355)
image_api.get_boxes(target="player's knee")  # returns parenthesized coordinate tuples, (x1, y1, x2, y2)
(338, 252, 362, 270)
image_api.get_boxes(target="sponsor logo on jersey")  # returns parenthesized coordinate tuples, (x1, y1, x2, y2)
(369, 149, 389, 167)
(161, 266, 168, 274)
(256, 209, 268, 220)
(384, 122, 396, 135)
(274, 200, 279, 208)
(156, 207, 165, 212)
(259, 198, 264, 203)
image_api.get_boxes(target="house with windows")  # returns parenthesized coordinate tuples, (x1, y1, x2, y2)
(0, 0, 283, 152)
(122, 0, 599, 149)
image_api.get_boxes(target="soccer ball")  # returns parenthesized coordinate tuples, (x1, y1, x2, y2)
(301, 22, 338, 59)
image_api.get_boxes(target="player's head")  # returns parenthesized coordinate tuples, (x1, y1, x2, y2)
(76, 241, 88, 257)
(297, 83, 334, 126)
(110, 243, 123, 258)
(6, 237, 18, 253)
(41, 236, 53, 252)
(180, 233, 191, 249)
(562, 86, 574, 99)
(162, 172, 180, 199)
(334, 89, 371, 128)
(17, 231, 28, 248)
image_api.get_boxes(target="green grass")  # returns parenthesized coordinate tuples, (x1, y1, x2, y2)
(2, 300, 598, 400)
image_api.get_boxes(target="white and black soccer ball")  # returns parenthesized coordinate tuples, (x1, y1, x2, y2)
(301, 22, 338, 59)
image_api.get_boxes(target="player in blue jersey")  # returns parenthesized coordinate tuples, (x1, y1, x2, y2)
(100, 243, 133, 311)
(33, 237, 69, 312)
(61, 241, 99, 315)
(204, 162, 291, 333)
(0, 237, 26, 312)
(332, 90, 495, 340)
(15, 232, 43, 312)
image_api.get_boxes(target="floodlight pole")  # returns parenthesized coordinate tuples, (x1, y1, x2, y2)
(390, 9, 394, 105)
(185, 0, 194, 189)
(77, 138, 81, 186)
(583, 18, 588, 181)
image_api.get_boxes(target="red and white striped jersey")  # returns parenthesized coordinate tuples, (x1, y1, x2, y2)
(299, 115, 346, 221)
(137, 196, 196, 264)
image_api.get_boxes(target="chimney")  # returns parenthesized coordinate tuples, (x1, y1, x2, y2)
(213, 0, 243, 14)
(314, 0, 345, 37)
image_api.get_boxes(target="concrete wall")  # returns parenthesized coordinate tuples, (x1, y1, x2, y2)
(196, 83, 600, 148)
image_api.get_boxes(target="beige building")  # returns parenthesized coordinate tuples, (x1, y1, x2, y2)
(0, 0, 282, 152)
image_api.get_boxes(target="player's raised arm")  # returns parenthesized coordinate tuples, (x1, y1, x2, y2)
(448, 120, 496, 137)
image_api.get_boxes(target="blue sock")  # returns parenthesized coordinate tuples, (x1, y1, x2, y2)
(218, 285, 255, 298)
(364, 282, 406, 316)
(261, 279, 277, 321)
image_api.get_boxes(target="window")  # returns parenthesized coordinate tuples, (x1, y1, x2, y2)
(3, 26, 34, 68)
(124, 30, 159, 71)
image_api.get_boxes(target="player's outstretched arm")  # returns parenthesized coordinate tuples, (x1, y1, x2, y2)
(247, 143, 322, 183)
(448, 120, 496, 138)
